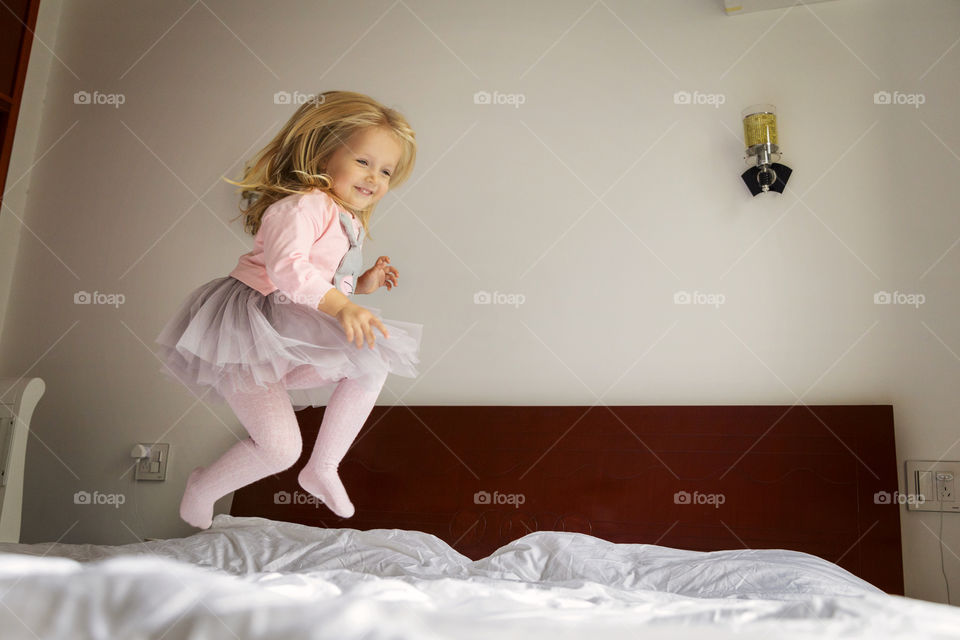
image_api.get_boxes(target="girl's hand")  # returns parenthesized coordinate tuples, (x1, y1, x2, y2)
(335, 302, 390, 349)
(356, 256, 399, 294)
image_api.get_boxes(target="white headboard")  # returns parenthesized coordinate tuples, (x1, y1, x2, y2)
(0, 377, 45, 543)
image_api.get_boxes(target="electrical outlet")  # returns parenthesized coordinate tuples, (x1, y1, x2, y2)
(134, 443, 169, 481)
(905, 460, 960, 512)
(937, 472, 955, 502)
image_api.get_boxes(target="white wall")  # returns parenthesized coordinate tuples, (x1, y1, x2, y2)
(0, 0, 64, 347)
(1, 0, 958, 605)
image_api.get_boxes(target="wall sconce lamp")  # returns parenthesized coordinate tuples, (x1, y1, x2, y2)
(741, 104, 791, 196)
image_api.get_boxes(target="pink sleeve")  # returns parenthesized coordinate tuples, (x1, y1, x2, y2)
(260, 199, 335, 308)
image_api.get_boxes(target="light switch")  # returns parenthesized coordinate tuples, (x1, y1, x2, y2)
(917, 470, 934, 502)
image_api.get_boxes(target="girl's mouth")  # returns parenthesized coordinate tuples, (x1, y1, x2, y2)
(355, 186, 373, 196)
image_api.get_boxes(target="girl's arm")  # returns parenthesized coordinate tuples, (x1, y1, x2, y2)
(261, 202, 336, 309)
(316, 287, 353, 318)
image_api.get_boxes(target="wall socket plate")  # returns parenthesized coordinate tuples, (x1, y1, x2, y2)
(904, 460, 959, 513)
(134, 443, 169, 481)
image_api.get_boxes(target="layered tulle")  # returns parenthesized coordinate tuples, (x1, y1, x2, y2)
(155, 276, 422, 410)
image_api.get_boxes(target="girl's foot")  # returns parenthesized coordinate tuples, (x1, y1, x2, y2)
(297, 466, 355, 518)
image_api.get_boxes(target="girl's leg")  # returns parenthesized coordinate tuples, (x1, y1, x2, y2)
(297, 369, 388, 518)
(179, 381, 303, 529)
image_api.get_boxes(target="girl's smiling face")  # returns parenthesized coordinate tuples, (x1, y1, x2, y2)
(322, 126, 402, 211)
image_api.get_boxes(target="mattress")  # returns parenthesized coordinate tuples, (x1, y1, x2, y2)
(0, 514, 957, 639)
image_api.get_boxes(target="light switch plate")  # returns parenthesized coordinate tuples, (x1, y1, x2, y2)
(905, 460, 960, 512)
(134, 443, 169, 481)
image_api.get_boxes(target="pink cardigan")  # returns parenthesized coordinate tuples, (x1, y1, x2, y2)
(229, 189, 362, 308)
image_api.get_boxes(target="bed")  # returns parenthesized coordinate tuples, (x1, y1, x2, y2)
(1, 404, 959, 639)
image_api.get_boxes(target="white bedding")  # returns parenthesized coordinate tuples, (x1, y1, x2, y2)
(0, 514, 958, 639)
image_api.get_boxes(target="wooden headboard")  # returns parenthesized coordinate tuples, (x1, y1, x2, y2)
(230, 404, 904, 594)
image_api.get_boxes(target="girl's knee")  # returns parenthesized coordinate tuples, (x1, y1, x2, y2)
(359, 367, 388, 387)
(257, 433, 303, 470)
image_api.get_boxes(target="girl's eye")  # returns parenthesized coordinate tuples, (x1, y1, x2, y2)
(358, 159, 391, 176)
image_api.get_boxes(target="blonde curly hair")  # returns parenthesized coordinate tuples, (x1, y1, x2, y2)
(223, 90, 417, 240)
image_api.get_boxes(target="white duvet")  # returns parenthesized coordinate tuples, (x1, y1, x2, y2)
(0, 514, 958, 639)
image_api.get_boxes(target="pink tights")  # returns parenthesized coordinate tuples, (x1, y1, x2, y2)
(178, 367, 387, 529)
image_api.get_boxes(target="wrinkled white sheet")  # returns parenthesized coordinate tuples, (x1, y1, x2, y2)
(0, 514, 957, 640)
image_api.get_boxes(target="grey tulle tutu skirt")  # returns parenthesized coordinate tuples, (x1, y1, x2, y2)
(154, 276, 422, 410)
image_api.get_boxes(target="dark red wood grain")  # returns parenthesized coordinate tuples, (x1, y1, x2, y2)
(230, 404, 903, 594)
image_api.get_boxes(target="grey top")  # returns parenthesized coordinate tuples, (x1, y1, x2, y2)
(332, 209, 363, 296)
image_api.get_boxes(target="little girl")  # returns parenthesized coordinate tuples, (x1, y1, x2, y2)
(154, 90, 422, 528)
